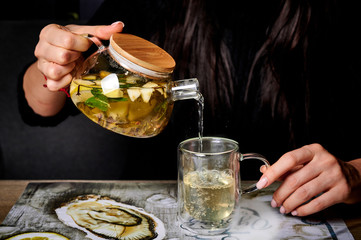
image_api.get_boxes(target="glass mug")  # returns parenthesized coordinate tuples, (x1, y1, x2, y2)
(177, 137, 270, 235)
(70, 33, 201, 138)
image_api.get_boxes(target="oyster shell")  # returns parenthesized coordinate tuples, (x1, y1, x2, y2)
(6, 232, 69, 240)
(55, 195, 165, 240)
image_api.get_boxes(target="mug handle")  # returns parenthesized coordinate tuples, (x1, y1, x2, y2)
(240, 153, 270, 194)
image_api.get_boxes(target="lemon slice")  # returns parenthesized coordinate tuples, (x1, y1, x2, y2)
(99, 70, 111, 78)
(142, 82, 158, 88)
(104, 89, 124, 98)
(140, 88, 154, 103)
(7, 232, 69, 240)
(82, 75, 97, 80)
(127, 87, 141, 102)
(71, 90, 93, 105)
(126, 75, 142, 84)
(73, 79, 95, 87)
(142, 82, 163, 95)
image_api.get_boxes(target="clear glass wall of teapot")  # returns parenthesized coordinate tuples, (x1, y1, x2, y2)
(69, 33, 201, 138)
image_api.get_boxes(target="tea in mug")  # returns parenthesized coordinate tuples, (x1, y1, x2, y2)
(178, 137, 270, 235)
(183, 169, 236, 222)
(70, 71, 173, 138)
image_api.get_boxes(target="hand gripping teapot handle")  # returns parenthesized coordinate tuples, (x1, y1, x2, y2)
(81, 33, 106, 51)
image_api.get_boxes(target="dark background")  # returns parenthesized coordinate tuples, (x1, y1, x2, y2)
(0, 0, 103, 22)
(0, 0, 101, 180)
(0, 0, 198, 180)
(5, 0, 360, 182)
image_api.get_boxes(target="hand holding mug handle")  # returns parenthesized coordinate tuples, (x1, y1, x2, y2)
(240, 153, 270, 194)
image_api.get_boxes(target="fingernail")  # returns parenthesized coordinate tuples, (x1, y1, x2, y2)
(280, 206, 286, 214)
(256, 177, 268, 189)
(291, 210, 298, 216)
(271, 198, 277, 208)
(112, 21, 125, 28)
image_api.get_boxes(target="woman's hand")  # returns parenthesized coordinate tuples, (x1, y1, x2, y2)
(256, 143, 361, 216)
(23, 22, 124, 116)
(35, 22, 124, 91)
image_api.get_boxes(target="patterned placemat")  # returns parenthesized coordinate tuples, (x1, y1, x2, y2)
(0, 182, 354, 240)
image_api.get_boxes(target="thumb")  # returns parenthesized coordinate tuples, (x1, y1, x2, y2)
(66, 21, 125, 40)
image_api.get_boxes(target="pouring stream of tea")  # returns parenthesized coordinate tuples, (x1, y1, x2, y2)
(197, 93, 204, 153)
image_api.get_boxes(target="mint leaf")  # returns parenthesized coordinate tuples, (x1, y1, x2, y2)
(85, 96, 109, 111)
(108, 97, 128, 102)
(91, 88, 103, 96)
(84, 89, 110, 111)
(118, 83, 136, 88)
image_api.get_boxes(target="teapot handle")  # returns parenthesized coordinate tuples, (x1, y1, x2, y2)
(81, 34, 106, 51)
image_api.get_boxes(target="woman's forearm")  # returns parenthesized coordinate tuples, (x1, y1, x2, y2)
(23, 62, 67, 117)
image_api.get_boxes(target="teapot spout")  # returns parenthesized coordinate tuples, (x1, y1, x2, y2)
(171, 78, 202, 101)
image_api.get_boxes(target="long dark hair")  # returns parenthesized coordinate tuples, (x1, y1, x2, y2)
(152, 0, 235, 116)
(246, 0, 313, 145)
(154, 0, 335, 146)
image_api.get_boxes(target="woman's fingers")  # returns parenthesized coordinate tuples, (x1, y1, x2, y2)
(39, 24, 91, 52)
(275, 172, 332, 214)
(271, 156, 324, 207)
(45, 73, 73, 92)
(37, 59, 75, 91)
(35, 22, 124, 92)
(35, 41, 81, 66)
(259, 143, 356, 216)
(67, 21, 124, 40)
(257, 144, 316, 189)
(279, 165, 350, 216)
(37, 58, 75, 79)
(289, 182, 349, 216)
(35, 24, 89, 91)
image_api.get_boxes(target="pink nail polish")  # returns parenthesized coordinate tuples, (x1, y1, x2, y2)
(259, 165, 266, 173)
(112, 21, 125, 27)
(271, 199, 277, 208)
(256, 177, 268, 189)
(291, 210, 298, 216)
(280, 206, 286, 214)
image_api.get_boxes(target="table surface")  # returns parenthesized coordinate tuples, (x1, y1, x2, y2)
(1, 180, 361, 239)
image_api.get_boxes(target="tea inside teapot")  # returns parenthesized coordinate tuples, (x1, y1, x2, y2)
(70, 33, 200, 138)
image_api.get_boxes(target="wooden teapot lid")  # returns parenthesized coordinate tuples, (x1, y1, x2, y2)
(110, 33, 175, 75)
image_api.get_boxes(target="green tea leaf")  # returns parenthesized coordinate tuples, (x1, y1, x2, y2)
(85, 90, 110, 111)
(117, 74, 126, 80)
(155, 100, 168, 113)
(108, 97, 128, 102)
(85, 97, 109, 111)
(91, 88, 103, 96)
(118, 84, 136, 88)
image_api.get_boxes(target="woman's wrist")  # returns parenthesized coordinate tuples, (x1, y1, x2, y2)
(23, 62, 67, 116)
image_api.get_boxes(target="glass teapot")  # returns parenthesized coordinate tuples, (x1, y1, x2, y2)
(70, 33, 200, 138)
